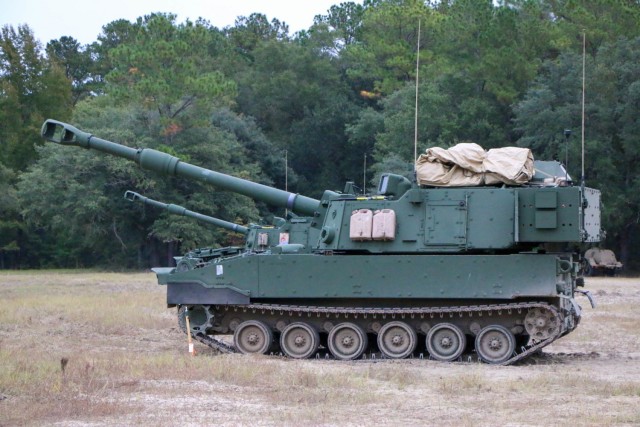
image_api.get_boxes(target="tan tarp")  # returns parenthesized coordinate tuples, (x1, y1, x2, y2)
(585, 248, 623, 268)
(415, 143, 534, 187)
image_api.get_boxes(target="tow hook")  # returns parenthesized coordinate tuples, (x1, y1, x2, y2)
(575, 289, 597, 308)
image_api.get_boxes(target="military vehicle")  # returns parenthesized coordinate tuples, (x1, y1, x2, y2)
(125, 190, 250, 234)
(124, 190, 248, 271)
(124, 190, 312, 270)
(124, 191, 311, 271)
(583, 247, 623, 276)
(42, 119, 600, 364)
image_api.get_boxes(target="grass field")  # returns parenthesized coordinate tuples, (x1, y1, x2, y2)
(1, 271, 639, 426)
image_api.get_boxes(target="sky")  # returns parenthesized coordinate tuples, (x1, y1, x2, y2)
(1, 0, 349, 46)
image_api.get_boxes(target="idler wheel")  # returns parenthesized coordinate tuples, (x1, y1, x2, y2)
(475, 325, 516, 364)
(377, 321, 417, 359)
(524, 307, 561, 341)
(328, 322, 368, 360)
(280, 322, 320, 359)
(426, 323, 466, 362)
(233, 320, 273, 355)
(178, 305, 211, 334)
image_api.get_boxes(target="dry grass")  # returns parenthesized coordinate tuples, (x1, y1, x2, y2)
(1, 271, 639, 426)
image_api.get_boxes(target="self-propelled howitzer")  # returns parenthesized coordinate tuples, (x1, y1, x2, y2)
(125, 190, 250, 234)
(124, 190, 313, 271)
(125, 190, 248, 271)
(42, 119, 601, 364)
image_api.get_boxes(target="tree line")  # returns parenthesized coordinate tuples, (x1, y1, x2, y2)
(1, 0, 639, 270)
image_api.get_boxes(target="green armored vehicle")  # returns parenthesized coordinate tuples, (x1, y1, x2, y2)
(125, 190, 250, 234)
(125, 190, 247, 270)
(42, 120, 600, 364)
(124, 190, 313, 270)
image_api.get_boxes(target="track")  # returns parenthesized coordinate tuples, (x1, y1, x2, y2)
(185, 301, 567, 365)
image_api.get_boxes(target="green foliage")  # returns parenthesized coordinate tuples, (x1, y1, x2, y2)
(210, 107, 286, 188)
(0, 163, 22, 268)
(5, 1, 640, 270)
(515, 37, 640, 269)
(514, 52, 584, 160)
(106, 14, 237, 129)
(17, 102, 149, 267)
(314, 2, 365, 45)
(46, 36, 97, 105)
(343, 0, 438, 95)
(86, 18, 142, 96)
(236, 39, 360, 195)
(17, 96, 268, 267)
(350, 0, 564, 169)
(0, 24, 72, 171)
(373, 76, 508, 163)
(546, 0, 640, 55)
(432, 0, 553, 105)
(305, 2, 366, 55)
(226, 13, 290, 60)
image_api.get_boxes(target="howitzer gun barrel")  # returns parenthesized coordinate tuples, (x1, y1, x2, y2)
(42, 120, 321, 216)
(124, 191, 249, 234)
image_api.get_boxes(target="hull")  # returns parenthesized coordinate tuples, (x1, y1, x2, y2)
(158, 253, 568, 303)
(158, 252, 580, 364)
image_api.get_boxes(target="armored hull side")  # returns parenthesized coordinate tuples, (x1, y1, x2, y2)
(160, 253, 566, 301)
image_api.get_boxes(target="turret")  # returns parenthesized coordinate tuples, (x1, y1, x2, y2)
(124, 191, 249, 234)
(41, 120, 329, 216)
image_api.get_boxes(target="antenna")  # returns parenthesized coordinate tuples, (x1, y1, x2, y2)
(363, 153, 367, 195)
(414, 19, 421, 165)
(581, 31, 586, 189)
(285, 149, 288, 217)
(580, 31, 587, 237)
(564, 129, 571, 181)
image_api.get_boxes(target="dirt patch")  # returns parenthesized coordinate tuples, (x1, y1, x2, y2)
(1, 272, 639, 426)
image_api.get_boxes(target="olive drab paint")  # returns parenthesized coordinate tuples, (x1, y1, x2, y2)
(42, 119, 601, 364)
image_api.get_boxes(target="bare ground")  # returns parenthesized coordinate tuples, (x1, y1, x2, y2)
(0, 271, 639, 426)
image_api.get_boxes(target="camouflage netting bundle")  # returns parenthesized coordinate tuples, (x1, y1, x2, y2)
(415, 143, 534, 187)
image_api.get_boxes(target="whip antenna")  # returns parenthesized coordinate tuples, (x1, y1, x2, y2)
(363, 153, 367, 195)
(414, 19, 421, 165)
(581, 31, 586, 189)
(580, 31, 587, 238)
